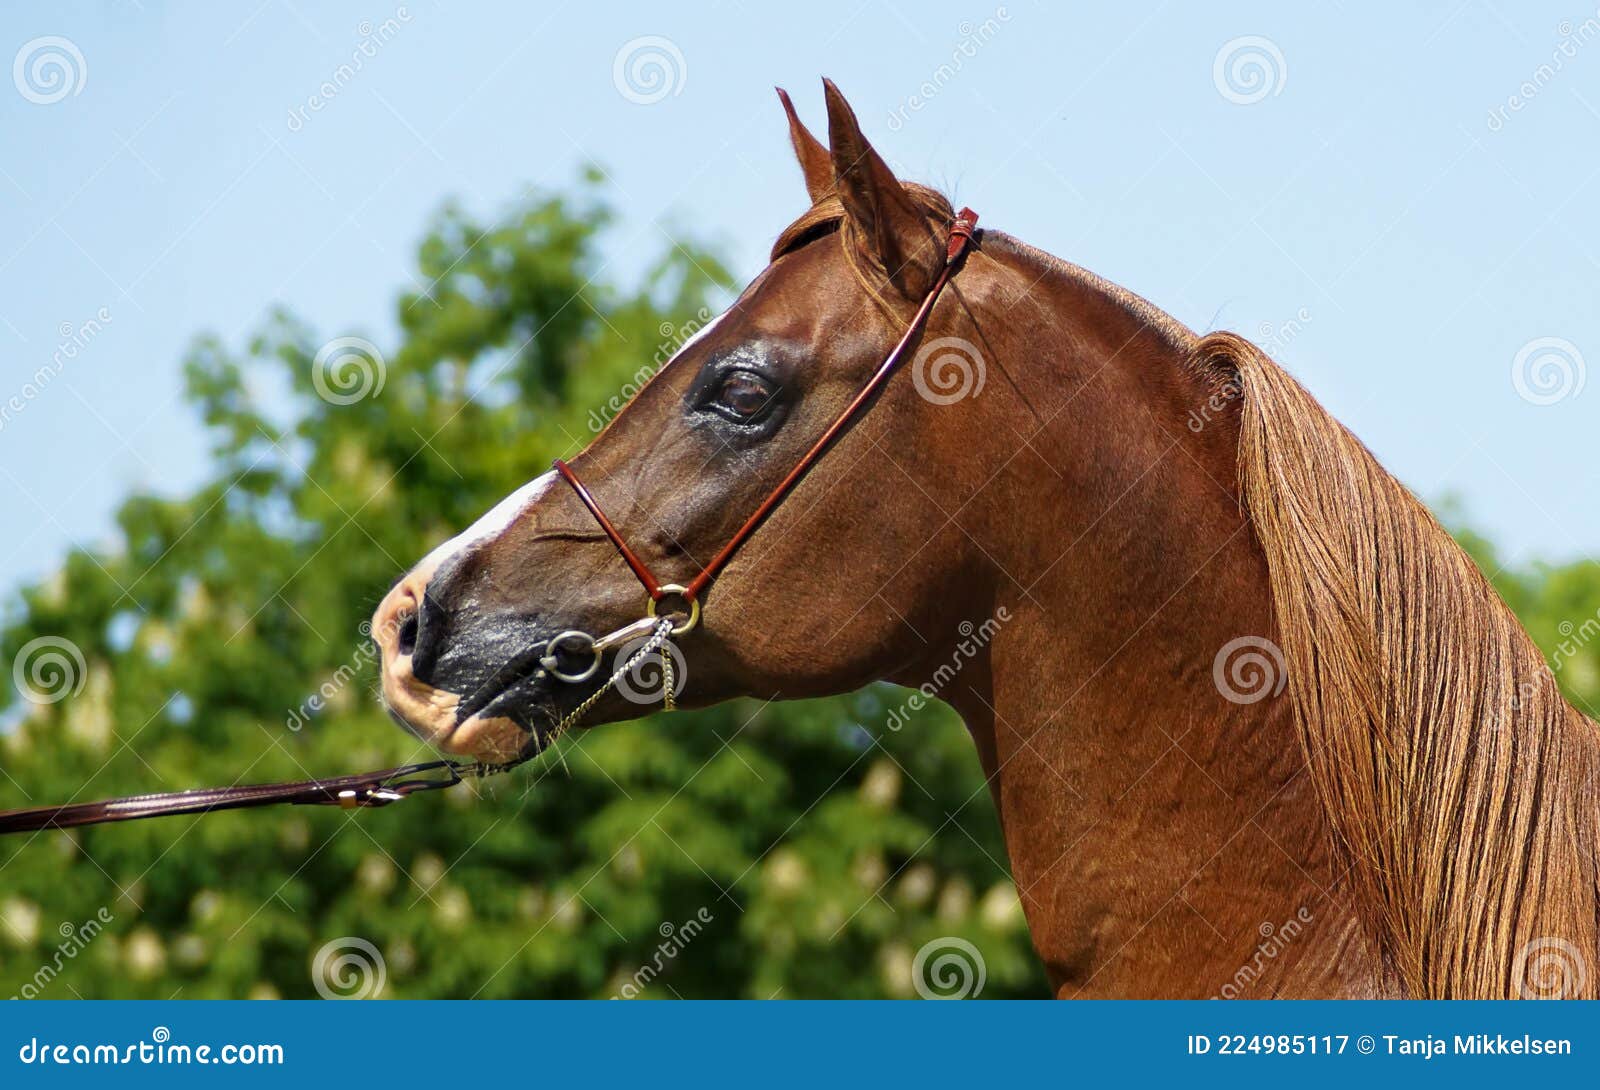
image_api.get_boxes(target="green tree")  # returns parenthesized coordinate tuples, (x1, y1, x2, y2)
(0, 174, 1043, 999)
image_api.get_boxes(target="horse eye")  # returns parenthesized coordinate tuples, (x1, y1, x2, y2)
(714, 371, 775, 419)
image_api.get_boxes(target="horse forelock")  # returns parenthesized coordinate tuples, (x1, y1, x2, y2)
(1204, 330, 1599, 998)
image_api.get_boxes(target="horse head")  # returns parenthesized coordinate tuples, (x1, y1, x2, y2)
(370, 80, 1598, 999)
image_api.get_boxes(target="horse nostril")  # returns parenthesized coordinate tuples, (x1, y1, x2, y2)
(397, 613, 418, 656)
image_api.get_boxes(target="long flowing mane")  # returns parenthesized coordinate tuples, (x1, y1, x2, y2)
(1200, 331, 1599, 998)
(776, 180, 1598, 995)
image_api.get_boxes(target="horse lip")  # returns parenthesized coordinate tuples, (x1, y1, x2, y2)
(448, 708, 544, 763)
(452, 644, 550, 723)
(455, 674, 561, 752)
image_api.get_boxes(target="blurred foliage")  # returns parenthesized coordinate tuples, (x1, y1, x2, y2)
(0, 174, 1044, 999)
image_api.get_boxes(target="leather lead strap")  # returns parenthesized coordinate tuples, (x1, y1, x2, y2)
(0, 761, 470, 836)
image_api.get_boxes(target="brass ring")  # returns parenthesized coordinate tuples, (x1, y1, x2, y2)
(646, 584, 701, 636)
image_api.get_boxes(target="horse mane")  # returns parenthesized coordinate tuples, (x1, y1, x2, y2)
(773, 178, 1598, 994)
(1199, 331, 1599, 998)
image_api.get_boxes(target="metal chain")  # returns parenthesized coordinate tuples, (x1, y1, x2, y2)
(551, 615, 677, 739)
(468, 615, 679, 783)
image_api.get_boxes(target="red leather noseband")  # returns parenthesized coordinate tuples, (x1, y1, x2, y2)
(554, 207, 979, 616)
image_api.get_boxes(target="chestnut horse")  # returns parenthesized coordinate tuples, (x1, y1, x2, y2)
(373, 81, 1599, 999)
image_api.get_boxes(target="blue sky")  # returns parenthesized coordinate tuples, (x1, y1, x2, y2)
(1, 0, 1596, 598)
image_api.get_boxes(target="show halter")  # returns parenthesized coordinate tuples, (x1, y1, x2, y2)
(0, 209, 978, 835)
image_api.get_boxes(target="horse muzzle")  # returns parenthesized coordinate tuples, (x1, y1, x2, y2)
(370, 566, 554, 763)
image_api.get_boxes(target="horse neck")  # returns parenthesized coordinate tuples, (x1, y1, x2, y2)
(929, 236, 1387, 997)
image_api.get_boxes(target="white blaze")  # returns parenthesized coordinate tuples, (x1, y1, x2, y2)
(419, 470, 559, 571)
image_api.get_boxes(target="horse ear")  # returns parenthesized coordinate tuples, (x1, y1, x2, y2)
(776, 87, 832, 204)
(821, 78, 940, 298)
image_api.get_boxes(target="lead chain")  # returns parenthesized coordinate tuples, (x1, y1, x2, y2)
(550, 616, 677, 739)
